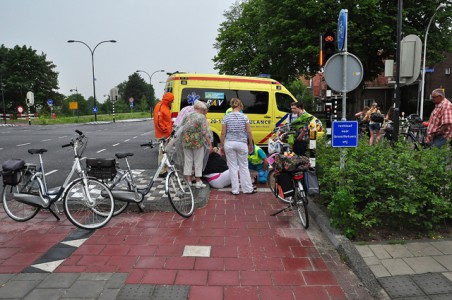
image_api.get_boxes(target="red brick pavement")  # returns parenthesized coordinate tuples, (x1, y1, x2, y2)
(0, 189, 351, 299)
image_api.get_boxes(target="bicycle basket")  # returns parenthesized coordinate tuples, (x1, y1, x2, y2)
(86, 158, 117, 180)
(1, 159, 26, 186)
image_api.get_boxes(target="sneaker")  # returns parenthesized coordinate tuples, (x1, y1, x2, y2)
(195, 181, 206, 189)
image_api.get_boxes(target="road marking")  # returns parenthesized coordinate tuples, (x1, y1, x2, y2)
(124, 139, 130, 142)
(42, 139, 52, 142)
(97, 149, 106, 153)
(58, 136, 67, 139)
(0, 148, 3, 151)
(133, 136, 138, 139)
(45, 170, 58, 176)
(17, 143, 31, 147)
(112, 143, 120, 147)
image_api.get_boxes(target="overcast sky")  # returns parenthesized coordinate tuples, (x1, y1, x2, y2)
(1, 0, 238, 102)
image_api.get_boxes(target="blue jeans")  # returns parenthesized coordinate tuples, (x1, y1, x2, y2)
(431, 135, 447, 148)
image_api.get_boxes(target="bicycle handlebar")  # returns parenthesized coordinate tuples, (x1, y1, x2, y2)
(75, 129, 83, 136)
(62, 143, 72, 148)
(140, 142, 155, 148)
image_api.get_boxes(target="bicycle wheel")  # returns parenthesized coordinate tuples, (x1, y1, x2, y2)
(267, 169, 291, 203)
(166, 171, 195, 218)
(63, 178, 114, 230)
(2, 174, 40, 221)
(294, 180, 309, 229)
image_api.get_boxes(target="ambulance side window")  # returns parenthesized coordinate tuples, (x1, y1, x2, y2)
(275, 93, 295, 113)
(238, 91, 268, 114)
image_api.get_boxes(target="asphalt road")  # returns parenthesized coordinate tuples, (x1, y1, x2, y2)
(0, 120, 159, 187)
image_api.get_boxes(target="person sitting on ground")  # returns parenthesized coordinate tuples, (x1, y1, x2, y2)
(248, 141, 269, 184)
(203, 148, 231, 188)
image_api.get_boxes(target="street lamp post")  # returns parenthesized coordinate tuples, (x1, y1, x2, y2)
(136, 69, 165, 117)
(419, 3, 446, 120)
(67, 39, 116, 121)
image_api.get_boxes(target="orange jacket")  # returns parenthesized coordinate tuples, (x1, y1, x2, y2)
(154, 92, 174, 138)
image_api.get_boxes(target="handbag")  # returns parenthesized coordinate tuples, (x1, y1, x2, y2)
(370, 112, 384, 123)
(304, 169, 320, 196)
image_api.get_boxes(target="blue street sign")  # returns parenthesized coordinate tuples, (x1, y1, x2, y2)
(92, 106, 98, 113)
(130, 102, 134, 108)
(47, 99, 53, 105)
(337, 9, 347, 51)
(332, 121, 358, 147)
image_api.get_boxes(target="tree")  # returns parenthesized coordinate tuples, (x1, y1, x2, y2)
(214, 0, 452, 85)
(123, 73, 148, 111)
(0, 45, 59, 114)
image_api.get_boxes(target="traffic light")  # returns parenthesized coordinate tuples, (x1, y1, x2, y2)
(322, 32, 336, 66)
(325, 103, 332, 120)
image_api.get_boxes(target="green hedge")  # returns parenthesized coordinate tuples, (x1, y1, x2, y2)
(316, 138, 452, 239)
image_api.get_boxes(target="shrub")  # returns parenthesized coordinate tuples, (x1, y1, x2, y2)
(316, 138, 452, 239)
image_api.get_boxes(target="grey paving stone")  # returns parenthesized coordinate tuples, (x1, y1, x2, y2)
(64, 280, 105, 298)
(411, 273, 452, 295)
(381, 258, 415, 276)
(98, 288, 121, 300)
(434, 255, 452, 271)
(152, 285, 190, 300)
(11, 273, 47, 281)
(378, 275, 425, 298)
(0, 274, 14, 285)
(442, 272, 452, 282)
(23, 288, 64, 300)
(404, 256, 448, 273)
(0, 279, 41, 298)
(116, 284, 155, 300)
(37, 273, 79, 289)
(383, 244, 413, 258)
(369, 265, 391, 278)
(105, 273, 127, 289)
(369, 245, 392, 259)
(355, 245, 374, 258)
(79, 272, 112, 281)
(363, 256, 381, 266)
(432, 241, 452, 255)
(405, 242, 444, 257)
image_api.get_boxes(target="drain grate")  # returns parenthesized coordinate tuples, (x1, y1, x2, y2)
(378, 275, 424, 298)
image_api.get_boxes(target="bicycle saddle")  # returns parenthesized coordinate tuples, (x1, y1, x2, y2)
(115, 153, 134, 159)
(28, 149, 48, 155)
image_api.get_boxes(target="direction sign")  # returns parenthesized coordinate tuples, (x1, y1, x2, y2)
(332, 121, 358, 147)
(324, 52, 363, 93)
(337, 9, 347, 51)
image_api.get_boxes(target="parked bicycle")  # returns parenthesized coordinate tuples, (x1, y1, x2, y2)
(88, 135, 195, 218)
(1, 130, 115, 230)
(400, 114, 429, 150)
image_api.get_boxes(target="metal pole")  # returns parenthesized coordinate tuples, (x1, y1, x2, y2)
(419, 3, 446, 120)
(67, 40, 116, 122)
(1, 78, 6, 124)
(392, 0, 403, 142)
(136, 69, 165, 117)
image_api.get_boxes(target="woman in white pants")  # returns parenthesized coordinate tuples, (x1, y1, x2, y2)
(219, 98, 255, 195)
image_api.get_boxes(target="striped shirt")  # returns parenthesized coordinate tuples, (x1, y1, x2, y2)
(222, 112, 249, 143)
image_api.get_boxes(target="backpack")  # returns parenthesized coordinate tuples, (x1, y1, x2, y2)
(370, 112, 384, 123)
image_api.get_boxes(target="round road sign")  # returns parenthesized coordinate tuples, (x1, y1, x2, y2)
(324, 52, 363, 93)
(17, 106, 24, 113)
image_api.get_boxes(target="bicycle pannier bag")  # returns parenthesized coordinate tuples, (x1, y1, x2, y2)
(276, 172, 294, 198)
(274, 154, 310, 173)
(86, 158, 117, 180)
(370, 112, 384, 123)
(1, 159, 25, 186)
(304, 169, 320, 196)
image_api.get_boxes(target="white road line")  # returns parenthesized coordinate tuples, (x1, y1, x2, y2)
(112, 143, 120, 147)
(0, 148, 3, 151)
(45, 170, 58, 176)
(97, 149, 106, 153)
(124, 139, 130, 142)
(133, 136, 138, 139)
(17, 143, 31, 147)
(42, 139, 52, 142)
(58, 136, 68, 139)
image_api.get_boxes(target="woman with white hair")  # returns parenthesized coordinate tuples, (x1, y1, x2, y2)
(179, 100, 212, 188)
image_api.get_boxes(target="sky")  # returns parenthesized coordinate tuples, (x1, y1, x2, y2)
(1, 0, 238, 102)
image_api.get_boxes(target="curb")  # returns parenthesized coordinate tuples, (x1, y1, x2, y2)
(309, 199, 389, 299)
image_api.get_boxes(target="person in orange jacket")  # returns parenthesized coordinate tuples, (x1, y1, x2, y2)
(153, 92, 174, 177)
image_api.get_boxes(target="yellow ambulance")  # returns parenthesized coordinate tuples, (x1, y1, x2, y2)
(164, 73, 297, 147)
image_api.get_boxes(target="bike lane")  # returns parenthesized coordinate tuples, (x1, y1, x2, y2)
(0, 188, 373, 299)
